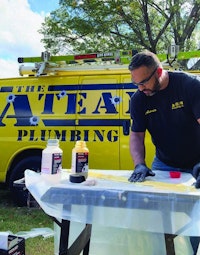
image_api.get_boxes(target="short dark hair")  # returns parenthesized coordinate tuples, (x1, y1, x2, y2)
(128, 50, 161, 71)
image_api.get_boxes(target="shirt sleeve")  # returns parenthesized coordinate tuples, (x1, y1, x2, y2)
(187, 75, 200, 120)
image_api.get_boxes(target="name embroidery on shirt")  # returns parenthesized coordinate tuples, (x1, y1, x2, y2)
(172, 101, 184, 110)
(145, 109, 157, 115)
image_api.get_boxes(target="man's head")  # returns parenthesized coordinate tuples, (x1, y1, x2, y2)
(129, 51, 164, 96)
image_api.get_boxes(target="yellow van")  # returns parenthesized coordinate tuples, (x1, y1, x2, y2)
(1, 51, 156, 205)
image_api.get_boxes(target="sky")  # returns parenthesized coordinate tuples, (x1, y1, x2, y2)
(0, 0, 60, 78)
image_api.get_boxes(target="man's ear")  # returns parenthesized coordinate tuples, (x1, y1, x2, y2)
(157, 67, 163, 77)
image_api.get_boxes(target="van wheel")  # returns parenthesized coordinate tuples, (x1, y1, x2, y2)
(9, 155, 41, 207)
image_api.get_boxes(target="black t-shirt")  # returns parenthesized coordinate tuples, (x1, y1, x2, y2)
(130, 71, 200, 169)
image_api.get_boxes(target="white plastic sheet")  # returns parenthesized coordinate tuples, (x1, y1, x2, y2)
(25, 169, 200, 255)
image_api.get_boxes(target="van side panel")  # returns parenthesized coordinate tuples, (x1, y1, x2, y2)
(0, 69, 154, 183)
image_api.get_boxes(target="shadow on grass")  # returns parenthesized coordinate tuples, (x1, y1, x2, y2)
(0, 184, 54, 255)
(0, 184, 14, 207)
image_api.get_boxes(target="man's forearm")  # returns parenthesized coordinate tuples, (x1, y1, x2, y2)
(129, 131, 146, 166)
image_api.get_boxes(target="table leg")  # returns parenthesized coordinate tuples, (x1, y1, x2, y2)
(54, 218, 92, 255)
(83, 234, 90, 255)
(164, 234, 177, 255)
(59, 219, 70, 255)
(190, 236, 200, 255)
(68, 224, 92, 255)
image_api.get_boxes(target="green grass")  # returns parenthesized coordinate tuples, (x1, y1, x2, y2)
(0, 186, 54, 255)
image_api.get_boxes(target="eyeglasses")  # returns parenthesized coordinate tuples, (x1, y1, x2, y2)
(132, 66, 158, 86)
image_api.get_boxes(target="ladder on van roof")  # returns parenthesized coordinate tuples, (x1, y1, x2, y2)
(18, 50, 134, 77)
(18, 50, 135, 65)
(17, 49, 200, 77)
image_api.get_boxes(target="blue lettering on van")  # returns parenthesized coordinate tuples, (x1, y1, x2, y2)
(40, 94, 54, 114)
(93, 92, 118, 114)
(0, 87, 13, 92)
(0, 95, 32, 126)
(77, 93, 87, 114)
(17, 129, 119, 142)
(40, 91, 121, 116)
(0, 83, 135, 127)
(40, 93, 80, 115)
(65, 93, 77, 114)
(16, 85, 45, 92)
(125, 91, 134, 113)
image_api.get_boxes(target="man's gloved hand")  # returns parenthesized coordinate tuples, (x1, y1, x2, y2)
(192, 163, 200, 188)
(128, 163, 155, 182)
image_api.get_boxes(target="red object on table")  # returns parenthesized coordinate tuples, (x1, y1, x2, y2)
(170, 171, 181, 178)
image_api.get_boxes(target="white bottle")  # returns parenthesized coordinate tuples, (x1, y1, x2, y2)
(41, 139, 63, 175)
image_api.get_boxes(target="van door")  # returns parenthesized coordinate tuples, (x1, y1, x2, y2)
(119, 74, 136, 169)
(77, 74, 120, 169)
(120, 74, 155, 169)
(44, 75, 79, 168)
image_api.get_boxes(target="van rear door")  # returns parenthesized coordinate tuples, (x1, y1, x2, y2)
(78, 73, 120, 169)
(44, 75, 79, 168)
(119, 74, 136, 169)
(119, 74, 155, 169)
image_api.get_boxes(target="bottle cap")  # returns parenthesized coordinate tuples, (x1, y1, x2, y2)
(76, 140, 86, 146)
(47, 139, 59, 146)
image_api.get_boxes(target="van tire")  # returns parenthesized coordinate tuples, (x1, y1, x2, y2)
(9, 155, 41, 207)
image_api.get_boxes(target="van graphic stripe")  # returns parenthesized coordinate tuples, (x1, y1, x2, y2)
(48, 85, 80, 91)
(48, 83, 135, 91)
(42, 119, 128, 126)
(79, 119, 126, 126)
(43, 120, 76, 126)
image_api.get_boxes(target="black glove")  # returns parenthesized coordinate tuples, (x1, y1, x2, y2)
(192, 162, 200, 188)
(128, 163, 155, 182)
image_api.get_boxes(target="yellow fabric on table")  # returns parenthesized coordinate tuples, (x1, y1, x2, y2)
(88, 170, 196, 193)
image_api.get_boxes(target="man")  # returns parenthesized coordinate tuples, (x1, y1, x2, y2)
(128, 50, 200, 254)
(128, 50, 200, 185)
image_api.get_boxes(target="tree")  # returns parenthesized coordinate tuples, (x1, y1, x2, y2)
(39, 0, 200, 55)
